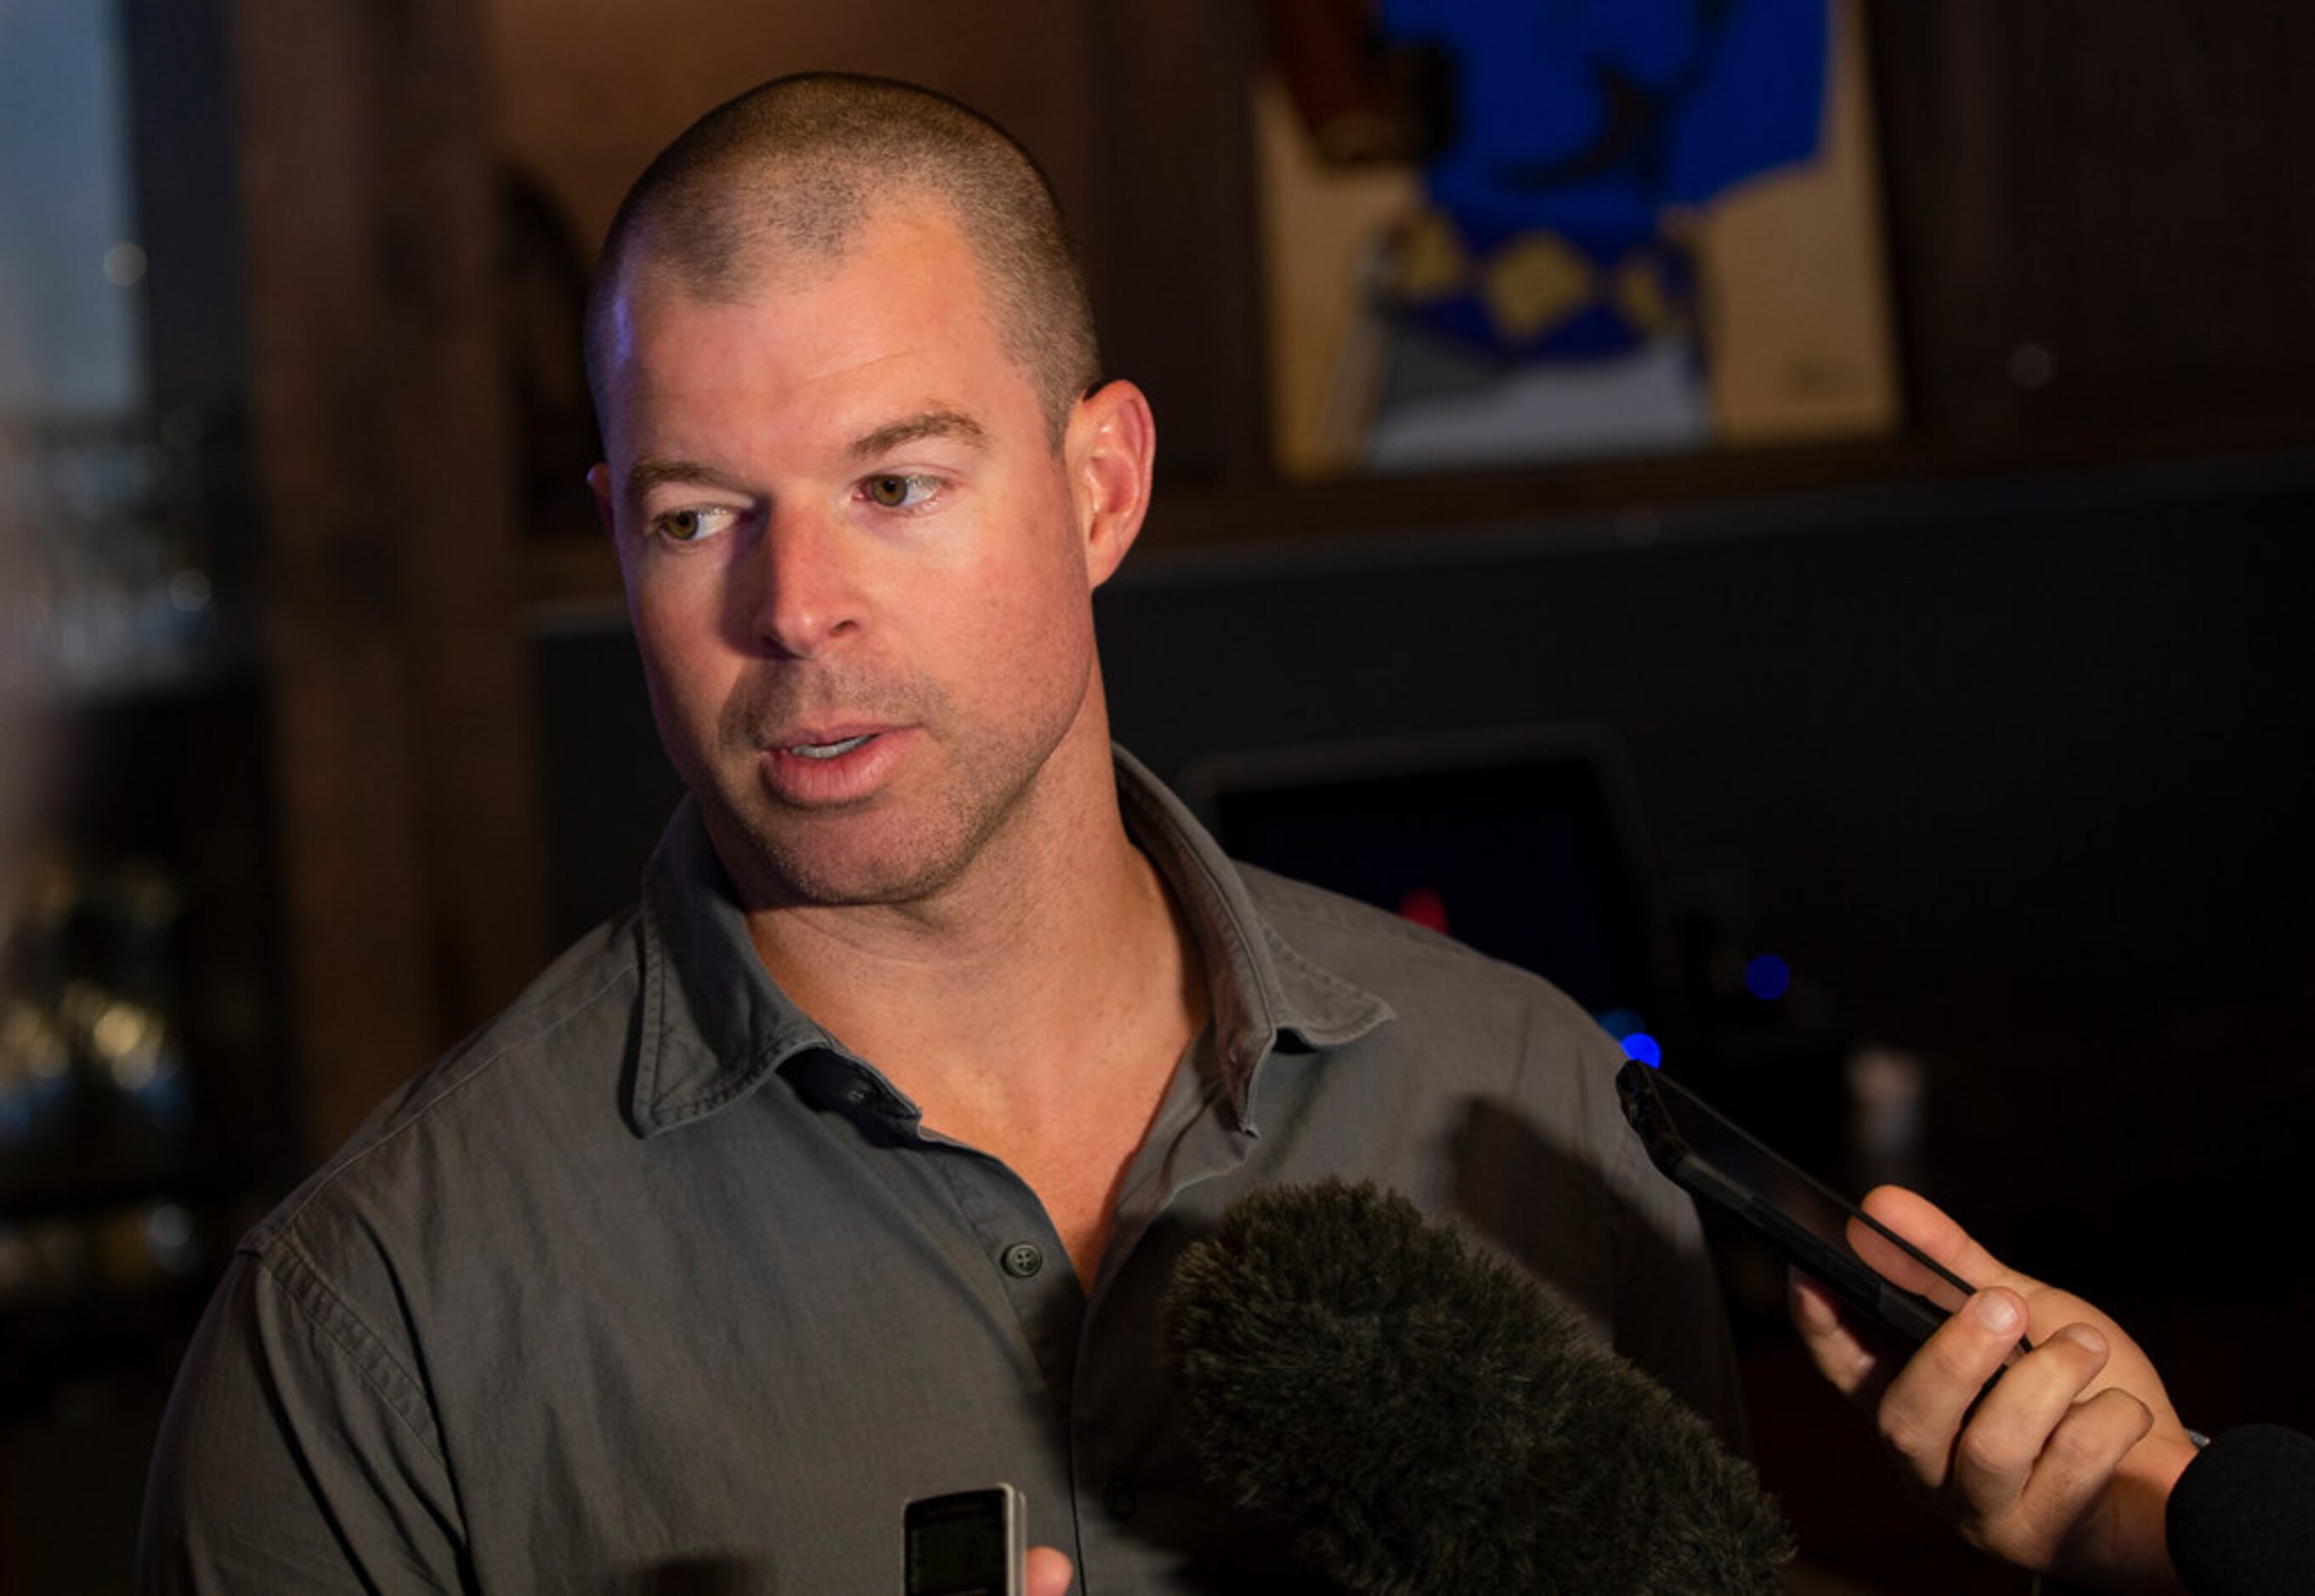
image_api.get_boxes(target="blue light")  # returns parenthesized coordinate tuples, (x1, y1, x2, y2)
(1623, 1032, 1663, 1068)
(1745, 954, 1791, 1002)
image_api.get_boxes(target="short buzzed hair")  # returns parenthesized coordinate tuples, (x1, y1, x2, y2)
(585, 73, 1101, 445)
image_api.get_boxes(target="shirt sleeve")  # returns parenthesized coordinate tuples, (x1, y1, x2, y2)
(139, 1248, 467, 1593)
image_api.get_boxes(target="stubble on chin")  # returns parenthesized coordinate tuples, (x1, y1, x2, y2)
(693, 662, 1067, 913)
(712, 779, 995, 910)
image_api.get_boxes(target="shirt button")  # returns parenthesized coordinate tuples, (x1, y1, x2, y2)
(1104, 1476, 1139, 1520)
(844, 1082, 874, 1106)
(1000, 1242, 1044, 1279)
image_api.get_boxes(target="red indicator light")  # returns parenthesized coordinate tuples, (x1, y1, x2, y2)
(1397, 886, 1450, 934)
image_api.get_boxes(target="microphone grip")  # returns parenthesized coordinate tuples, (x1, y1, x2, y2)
(2165, 1424, 2315, 1596)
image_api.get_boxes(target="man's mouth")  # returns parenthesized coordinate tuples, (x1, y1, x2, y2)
(787, 733, 877, 760)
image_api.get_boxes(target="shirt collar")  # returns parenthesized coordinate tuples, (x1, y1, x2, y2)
(1109, 746, 1393, 1129)
(626, 747, 1393, 1138)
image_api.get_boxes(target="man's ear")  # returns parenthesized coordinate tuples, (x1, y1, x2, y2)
(1066, 380, 1156, 590)
(586, 463, 617, 541)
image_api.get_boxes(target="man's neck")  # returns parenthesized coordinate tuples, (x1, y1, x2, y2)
(739, 747, 1204, 1129)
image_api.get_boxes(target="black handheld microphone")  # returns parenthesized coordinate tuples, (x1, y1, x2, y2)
(2166, 1423, 2315, 1596)
(1163, 1179, 1791, 1594)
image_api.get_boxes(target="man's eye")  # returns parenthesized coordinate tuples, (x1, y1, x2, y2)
(863, 474, 935, 510)
(653, 507, 732, 543)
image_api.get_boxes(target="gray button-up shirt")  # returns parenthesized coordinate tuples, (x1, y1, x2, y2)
(142, 750, 1740, 1593)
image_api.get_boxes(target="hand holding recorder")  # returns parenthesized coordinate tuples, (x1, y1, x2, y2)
(901, 1485, 1075, 1596)
(1615, 1062, 2197, 1592)
(1791, 1186, 2198, 1593)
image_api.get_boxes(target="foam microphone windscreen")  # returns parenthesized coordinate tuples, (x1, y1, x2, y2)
(1163, 1179, 1791, 1594)
(2166, 1423, 2315, 1596)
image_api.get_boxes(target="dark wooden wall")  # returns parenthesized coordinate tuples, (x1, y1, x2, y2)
(1871, 2, 2315, 454)
(231, 0, 547, 1152)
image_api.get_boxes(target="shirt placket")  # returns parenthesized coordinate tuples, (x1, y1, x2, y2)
(1064, 1032, 1264, 1593)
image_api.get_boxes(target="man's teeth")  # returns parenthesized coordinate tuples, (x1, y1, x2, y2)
(790, 734, 874, 760)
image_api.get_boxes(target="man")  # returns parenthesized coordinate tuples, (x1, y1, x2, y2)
(139, 73, 1738, 1592)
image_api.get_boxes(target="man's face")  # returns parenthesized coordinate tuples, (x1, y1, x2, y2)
(591, 207, 1124, 910)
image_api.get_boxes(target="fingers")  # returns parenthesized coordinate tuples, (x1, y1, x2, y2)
(1875, 1299, 2159, 1573)
(2007, 1386, 2153, 1546)
(1960, 1381, 2155, 1576)
(1845, 1212, 1961, 1305)
(1858, 1186, 2016, 1291)
(1788, 1269, 1885, 1401)
(1944, 1324, 2115, 1508)
(1877, 1288, 2035, 1493)
(1026, 1545, 1076, 1596)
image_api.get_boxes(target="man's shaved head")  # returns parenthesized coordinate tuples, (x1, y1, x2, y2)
(585, 73, 1101, 444)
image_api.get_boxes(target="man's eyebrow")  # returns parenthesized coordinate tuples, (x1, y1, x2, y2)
(623, 457, 750, 509)
(847, 408, 988, 460)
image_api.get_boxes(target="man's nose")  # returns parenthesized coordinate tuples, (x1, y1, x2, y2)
(744, 503, 863, 659)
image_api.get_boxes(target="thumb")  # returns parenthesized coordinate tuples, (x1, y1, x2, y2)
(1026, 1544, 1075, 1596)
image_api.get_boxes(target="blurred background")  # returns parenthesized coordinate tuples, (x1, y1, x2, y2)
(1, 1, 2309, 1590)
